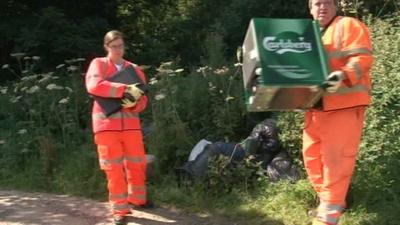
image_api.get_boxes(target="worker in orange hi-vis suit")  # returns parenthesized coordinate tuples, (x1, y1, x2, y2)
(85, 30, 153, 225)
(304, 1, 374, 224)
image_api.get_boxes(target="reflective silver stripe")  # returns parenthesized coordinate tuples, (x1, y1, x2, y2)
(123, 111, 139, 119)
(110, 193, 128, 200)
(86, 74, 101, 79)
(335, 17, 344, 50)
(125, 156, 144, 163)
(318, 203, 344, 214)
(328, 47, 373, 59)
(109, 85, 119, 97)
(317, 214, 339, 224)
(347, 61, 363, 80)
(324, 84, 370, 96)
(93, 112, 108, 120)
(93, 112, 120, 120)
(100, 157, 124, 166)
(129, 193, 146, 200)
(129, 185, 146, 192)
(93, 111, 138, 120)
(112, 203, 130, 211)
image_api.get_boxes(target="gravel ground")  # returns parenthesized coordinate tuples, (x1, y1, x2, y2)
(0, 190, 242, 225)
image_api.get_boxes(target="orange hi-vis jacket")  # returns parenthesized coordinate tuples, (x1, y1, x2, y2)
(86, 57, 148, 133)
(321, 16, 374, 111)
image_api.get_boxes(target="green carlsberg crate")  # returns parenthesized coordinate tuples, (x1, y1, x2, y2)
(242, 18, 329, 111)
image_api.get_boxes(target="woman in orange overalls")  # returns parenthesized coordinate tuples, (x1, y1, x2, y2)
(85, 30, 152, 225)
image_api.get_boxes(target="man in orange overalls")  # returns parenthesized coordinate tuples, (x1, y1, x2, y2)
(304, 1, 374, 224)
(86, 30, 152, 225)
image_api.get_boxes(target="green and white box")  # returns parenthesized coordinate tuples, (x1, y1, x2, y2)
(242, 18, 329, 111)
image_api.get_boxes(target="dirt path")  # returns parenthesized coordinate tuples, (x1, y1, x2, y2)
(0, 190, 241, 225)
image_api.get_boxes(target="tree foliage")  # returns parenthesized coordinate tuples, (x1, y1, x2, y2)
(0, 0, 116, 73)
(117, 0, 309, 65)
(1, 0, 398, 74)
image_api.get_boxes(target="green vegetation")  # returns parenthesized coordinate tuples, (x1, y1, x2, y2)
(1, 1, 399, 224)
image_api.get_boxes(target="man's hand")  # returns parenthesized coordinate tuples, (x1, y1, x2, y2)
(125, 83, 144, 100)
(121, 98, 137, 108)
(324, 71, 345, 93)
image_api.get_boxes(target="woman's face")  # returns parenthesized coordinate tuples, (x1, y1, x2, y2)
(105, 38, 125, 59)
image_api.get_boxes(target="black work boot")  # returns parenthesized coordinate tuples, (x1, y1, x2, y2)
(113, 215, 127, 225)
(307, 208, 317, 217)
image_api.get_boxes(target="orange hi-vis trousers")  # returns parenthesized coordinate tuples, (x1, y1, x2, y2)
(94, 130, 147, 216)
(303, 107, 366, 225)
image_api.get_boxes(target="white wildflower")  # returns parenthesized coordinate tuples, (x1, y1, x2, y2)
(65, 87, 73, 93)
(0, 87, 7, 94)
(38, 75, 51, 83)
(18, 129, 27, 135)
(58, 97, 70, 104)
(65, 59, 74, 64)
(175, 69, 184, 73)
(208, 82, 217, 91)
(10, 53, 26, 59)
(156, 68, 174, 74)
(56, 64, 65, 69)
(21, 75, 37, 81)
(46, 84, 56, 90)
(225, 96, 235, 102)
(0, 140, 5, 144)
(21, 77, 29, 81)
(196, 66, 211, 73)
(149, 78, 158, 85)
(10, 96, 22, 103)
(67, 65, 78, 72)
(214, 66, 229, 75)
(154, 94, 166, 101)
(26, 85, 40, 94)
(2, 64, 9, 69)
(46, 83, 64, 90)
(32, 56, 41, 61)
(161, 61, 173, 67)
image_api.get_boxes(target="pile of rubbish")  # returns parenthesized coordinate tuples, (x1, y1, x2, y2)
(175, 119, 300, 184)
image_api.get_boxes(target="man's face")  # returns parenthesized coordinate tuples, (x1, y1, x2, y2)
(309, 0, 337, 28)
